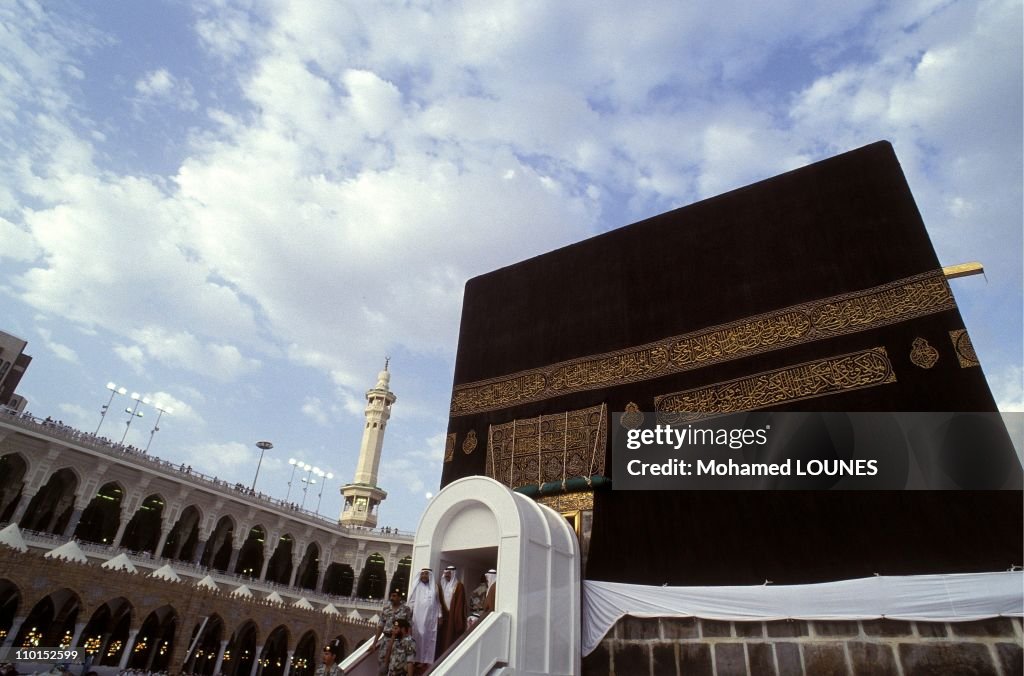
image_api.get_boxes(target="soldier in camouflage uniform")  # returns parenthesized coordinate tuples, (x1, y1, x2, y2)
(374, 588, 412, 675)
(386, 618, 417, 676)
(314, 641, 345, 676)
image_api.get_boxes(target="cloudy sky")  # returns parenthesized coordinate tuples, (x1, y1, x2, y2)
(1, 0, 1020, 531)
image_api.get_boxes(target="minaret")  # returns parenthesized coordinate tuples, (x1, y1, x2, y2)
(339, 361, 396, 528)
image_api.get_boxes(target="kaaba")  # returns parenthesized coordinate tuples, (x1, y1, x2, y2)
(441, 141, 1023, 586)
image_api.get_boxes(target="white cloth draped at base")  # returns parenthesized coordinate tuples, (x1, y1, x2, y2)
(582, 571, 1024, 656)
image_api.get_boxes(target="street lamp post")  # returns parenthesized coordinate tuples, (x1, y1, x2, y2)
(145, 404, 173, 453)
(96, 382, 127, 435)
(120, 392, 150, 444)
(315, 470, 334, 516)
(252, 441, 273, 491)
(286, 458, 301, 502)
(300, 464, 320, 510)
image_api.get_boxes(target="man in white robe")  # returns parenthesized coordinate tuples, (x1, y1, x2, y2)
(407, 567, 440, 666)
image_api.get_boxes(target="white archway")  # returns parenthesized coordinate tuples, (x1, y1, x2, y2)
(412, 476, 579, 676)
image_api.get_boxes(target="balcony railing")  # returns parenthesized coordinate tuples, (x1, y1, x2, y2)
(0, 409, 414, 539)
(11, 525, 392, 614)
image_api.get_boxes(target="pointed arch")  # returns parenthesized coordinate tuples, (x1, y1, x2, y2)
(265, 533, 295, 585)
(77, 596, 133, 666)
(388, 556, 412, 599)
(258, 625, 290, 676)
(322, 563, 354, 596)
(183, 613, 224, 676)
(0, 453, 29, 522)
(127, 604, 178, 672)
(223, 619, 258, 676)
(201, 515, 236, 571)
(0, 579, 22, 643)
(74, 481, 126, 545)
(21, 467, 79, 535)
(234, 525, 267, 578)
(296, 541, 320, 590)
(291, 629, 318, 676)
(161, 504, 203, 562)
(14, 588, 83, 651)
(356, 553, 386, 600)
(120, 493, 166, 554)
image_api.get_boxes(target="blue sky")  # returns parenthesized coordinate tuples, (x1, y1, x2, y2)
(1, 0, 1020, 532)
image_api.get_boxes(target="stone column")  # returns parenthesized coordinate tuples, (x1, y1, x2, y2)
(70, 622, 87, 649)
(2, 616, 26, 647)
(384, 546, 398, 587)
(259, 554, 271, 582)
(249, 645, 264, 676)
(44, 495, 72, 534)
(11, 493, 35, 526)
(213, 640, 228, 675)
(118, 629, 139, 670)
(193, 539, 208, 565)
(228, 547, 241, 573)
(167, 526, 184, 561)
(62, 507, 85, 539)
(288, 557, 300, 588)
(112, 512, 130, 549)
(316, 565, 328, 593)
(154, 523, 171, 559)
(282, 650, 294, 676)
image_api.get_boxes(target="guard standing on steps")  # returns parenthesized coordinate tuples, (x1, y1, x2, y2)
(374, 588, 412, 675)
(315, 640, 345, 676)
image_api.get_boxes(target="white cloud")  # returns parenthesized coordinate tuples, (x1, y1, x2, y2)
(136, 68, 175, 96)
(342, 69, 405, 138)
(113, 344, 147, 374)
(0, 216, 40, 261)
(380, 457, 425, 495)
(301, 396, 330, 426)
(117, 327, 261, 382)
(56, 402, 90, 428)
(143, 390, 204, 426)
(36, 327, 79, 363)
(991, 366, 1024, 413)
(420, 432, 448, 464)
(133, 69, 199, 111)
(181, 441, 256, 479)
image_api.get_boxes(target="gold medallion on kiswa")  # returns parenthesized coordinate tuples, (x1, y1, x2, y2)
(451, 271, 951, 417)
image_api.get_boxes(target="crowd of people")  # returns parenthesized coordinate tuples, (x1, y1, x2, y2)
(361, 566, 496, 676)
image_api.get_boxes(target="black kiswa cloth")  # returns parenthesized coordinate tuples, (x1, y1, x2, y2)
(442, 140, 1023, 585)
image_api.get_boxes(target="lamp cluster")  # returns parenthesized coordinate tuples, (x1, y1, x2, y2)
(286, 458, 334, 515)
(95, 381, 174, 451)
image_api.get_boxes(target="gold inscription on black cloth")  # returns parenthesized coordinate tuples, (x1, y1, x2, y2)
(949, 329, 979, 368)
(538, 492, 594, 512)
(444, 433, 456, 463)
(655, 347, 897, 423)
(451, 271, 953, 416)
(486, 404, 607, 491)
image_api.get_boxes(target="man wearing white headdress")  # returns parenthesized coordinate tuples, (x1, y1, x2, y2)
(436, 565, 467, 658)
(407, 568, 440, 666)
(484, 568, 497, 612)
